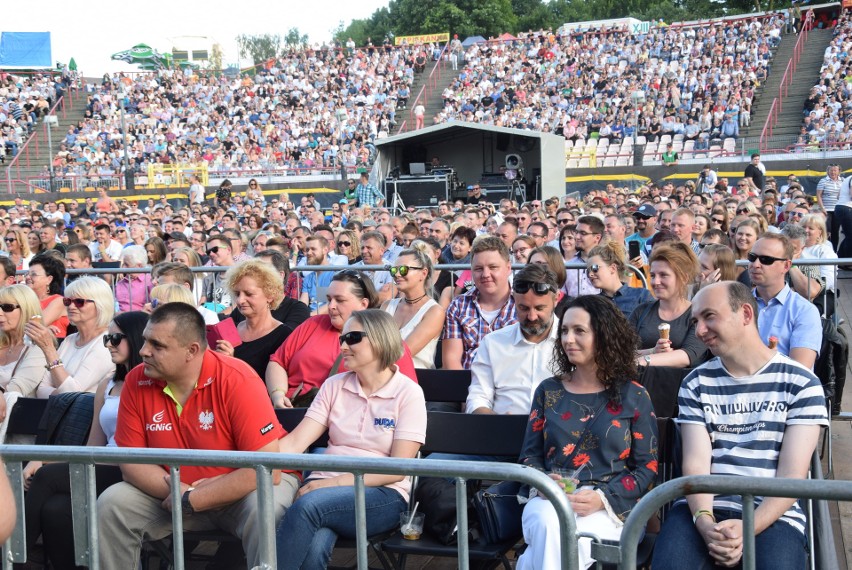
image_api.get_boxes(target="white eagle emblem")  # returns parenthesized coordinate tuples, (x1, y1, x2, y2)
(199, 410, 214, 430)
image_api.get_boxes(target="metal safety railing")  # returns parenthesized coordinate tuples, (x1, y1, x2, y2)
(618, 472, 852, 570)
(0, 445, 577, 570)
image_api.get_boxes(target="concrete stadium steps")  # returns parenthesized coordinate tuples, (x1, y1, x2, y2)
(746, 28, 835, 142)
(392, 58, 453, 135)
(11, 99, 87, 186)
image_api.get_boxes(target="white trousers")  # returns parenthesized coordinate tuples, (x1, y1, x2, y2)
(516, 496, 623, 570)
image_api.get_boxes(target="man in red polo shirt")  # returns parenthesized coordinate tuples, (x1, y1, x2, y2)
(97, 302, 299, 568)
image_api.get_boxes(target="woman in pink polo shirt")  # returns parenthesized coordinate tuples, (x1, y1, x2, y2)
(276, 309, 427, 569)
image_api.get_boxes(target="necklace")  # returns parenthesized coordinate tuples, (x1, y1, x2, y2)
(404, 293, 428, 305)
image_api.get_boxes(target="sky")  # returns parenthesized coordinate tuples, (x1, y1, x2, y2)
(16, 0, 391, 75)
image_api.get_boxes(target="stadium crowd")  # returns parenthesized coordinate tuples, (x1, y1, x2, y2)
(0, 70, 75, 163)
(43, 41, 442, 182)
(434, 14, 787, 147)
(801, 9, 852, 150)
(0, 156, 842, 567)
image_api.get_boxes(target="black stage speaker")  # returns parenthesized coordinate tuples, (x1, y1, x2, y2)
(385, 178, 449, 208)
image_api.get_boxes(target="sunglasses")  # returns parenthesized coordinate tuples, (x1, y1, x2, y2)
(633, 214, 652, 220)
(747, 252, 788, 265)
(586, 264, 601, 273)
(3, 237, 15, 243)
(103, 332, 128, 348)
(0, 303, 20, 313)
(736, 208, 750, 214)
(389, 265, 423, 277)
(339, 331, 369, 346)
(557, 218, 573, 225)
(711, 217, 725, 224)
(62, 297, 94, 308)
(788, 212, 804, 218)
(512, 280, 555, 295)
(206, 246, 221, 255)
(573, 230, 599, 237)
(337, 241, 352, 247)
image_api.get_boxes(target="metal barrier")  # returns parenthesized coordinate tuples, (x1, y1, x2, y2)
(618, 473, 852, 570)
(0, 445, 577, 570)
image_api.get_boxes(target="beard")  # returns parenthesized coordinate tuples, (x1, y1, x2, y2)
(520, 316, 552, 338)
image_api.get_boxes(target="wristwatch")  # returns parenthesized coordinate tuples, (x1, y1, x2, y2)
(643, 355, 652, 365)
(181, 487, 196, 516)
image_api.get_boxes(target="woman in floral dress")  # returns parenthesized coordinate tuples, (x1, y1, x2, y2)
(517, 295, 659, 570)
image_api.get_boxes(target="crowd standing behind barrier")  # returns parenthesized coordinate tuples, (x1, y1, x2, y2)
(0, 160, 847, 569)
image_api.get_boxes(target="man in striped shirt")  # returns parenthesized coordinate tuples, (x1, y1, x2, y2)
(652, 282, 827, 570)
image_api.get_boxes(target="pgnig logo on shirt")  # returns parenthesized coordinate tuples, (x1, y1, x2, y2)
(146, 410, 173, 432)
(374, 417, 396, 430)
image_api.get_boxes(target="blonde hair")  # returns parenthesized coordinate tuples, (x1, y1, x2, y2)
(801, 214, 828, 244)
(64, 277, 115, 329)
(150, 283, 195, 306)
(5, 229, 30, 257)
(171, 246, 203, 267)
(0, 285, 42, 349)
(224, 259, 285, 310)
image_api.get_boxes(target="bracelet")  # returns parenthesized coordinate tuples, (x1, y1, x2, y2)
(692, 509, 716, 524)
(45, 359, 63, 371)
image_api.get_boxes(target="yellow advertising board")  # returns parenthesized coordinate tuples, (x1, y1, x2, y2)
(394, 33, 450, 45)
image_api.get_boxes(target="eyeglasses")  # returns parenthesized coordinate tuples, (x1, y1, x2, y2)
(337, 241, 351, 247)
(557, 218, 573, 225)
(527, 232, 545, 239)
(633, 214, 652, 220)
(573, 229, 600, 237)
(389, 265, 423, 277)
(737, 207, 751, 215)
(512, 280, 555, 295)
(115, 229, 126, 233)
(0, 303, 20, 313)
(3, 237, 15, 243)
(586, 264, 601, 274)
(62, 297, 94, 308)
(339, 331, 369, 346)
(206, 246, 220, 255)
(788, 211, 805, 218)
(103, 332, 128, 348)
(711, 217, 725, 224)
(747, 252, 788, 265)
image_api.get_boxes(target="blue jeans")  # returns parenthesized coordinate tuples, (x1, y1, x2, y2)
(275, 484, 406, 570)
(651, 503, 807, 570)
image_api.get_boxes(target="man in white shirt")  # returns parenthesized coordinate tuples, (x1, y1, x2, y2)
(89, 223, 123, 263)
(467, 264, 559, 415)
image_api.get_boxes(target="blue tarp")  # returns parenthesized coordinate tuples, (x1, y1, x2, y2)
(462, 35, 486, 47)
(0, 32, 52, 69)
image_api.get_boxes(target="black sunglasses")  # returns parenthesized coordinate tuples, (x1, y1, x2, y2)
(711, 217, 725, 224)
(513, 280, 555, 295)
(788, 211, 804, 218)
(747, 252, 788, 265)
(0, 303, 20, 313)
(337, 241, 351, 247)
(339, 331, 368, 346)
(389, 265, 423, 277)
(63, 297, 93, 308)
(103, 332, 128, 348)
(3, 237, 14, 243)
(206, 246, 220, 255)
(557, 218, 574, 225)
(633, 214, 651, 220)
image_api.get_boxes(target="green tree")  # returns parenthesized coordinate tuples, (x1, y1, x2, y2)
(235, 33, 281, 65)
(285, 27, 309, 46)
(209, 43, 224, 71)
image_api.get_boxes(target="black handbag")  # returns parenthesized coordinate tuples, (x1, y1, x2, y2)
(472, 479, 524, 543)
